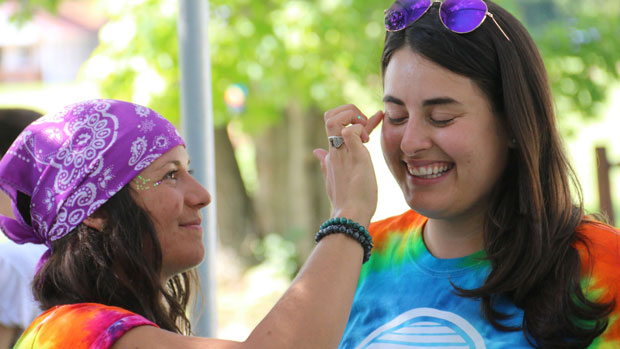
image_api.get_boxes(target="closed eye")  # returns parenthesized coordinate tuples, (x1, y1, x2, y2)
(385, 112, 408, 125)
(430, 116, 455, 126)
(429, 110, 461, 126)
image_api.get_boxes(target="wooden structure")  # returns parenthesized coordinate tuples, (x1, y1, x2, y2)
(596, 146, 617, 225)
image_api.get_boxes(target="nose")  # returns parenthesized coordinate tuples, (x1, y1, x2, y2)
(186, 175, 211, 209)
(400, 115, 432, 156)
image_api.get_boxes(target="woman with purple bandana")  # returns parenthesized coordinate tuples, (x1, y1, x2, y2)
(0, 99, 382, 348)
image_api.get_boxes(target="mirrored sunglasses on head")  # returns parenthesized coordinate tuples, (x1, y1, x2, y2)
(384, 0, 510, 41)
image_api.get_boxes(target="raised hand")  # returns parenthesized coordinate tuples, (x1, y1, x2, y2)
(314, 105, 384, 228)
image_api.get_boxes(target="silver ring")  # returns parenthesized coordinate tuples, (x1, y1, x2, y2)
(328, 136, 344, 149)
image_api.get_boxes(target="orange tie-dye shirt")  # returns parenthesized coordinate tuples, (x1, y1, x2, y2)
(340, 210, 620, 348)
(15, 303, 157, 349)
(577, 221, 620, 347)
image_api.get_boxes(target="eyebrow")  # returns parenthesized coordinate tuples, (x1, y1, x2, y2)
(383, 95, 405, 106)
(383, 95, 461, 107)
(156, 159, 190, 171)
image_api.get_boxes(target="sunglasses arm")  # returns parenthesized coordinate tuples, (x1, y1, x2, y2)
(487, 12, 511, 41)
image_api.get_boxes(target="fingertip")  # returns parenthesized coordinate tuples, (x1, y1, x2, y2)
(313, 148, 327, 160)
(366, 110, 384, 133)
(361, 131, 370, 143)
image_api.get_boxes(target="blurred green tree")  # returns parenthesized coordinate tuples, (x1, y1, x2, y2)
(5, 0, 619, 268)
(80, 0, 387, 266)
(502, 0, 620, 136)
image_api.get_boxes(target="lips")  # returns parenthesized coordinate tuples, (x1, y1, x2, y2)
(180, 219, 202, 227)
(405, 162, 454, 179)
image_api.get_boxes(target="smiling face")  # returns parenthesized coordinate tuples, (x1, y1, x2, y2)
(131, 145, 211, 282)
(382, 48, 510, 224)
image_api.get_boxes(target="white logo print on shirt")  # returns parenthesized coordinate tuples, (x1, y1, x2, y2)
(356, 308, 485, 348)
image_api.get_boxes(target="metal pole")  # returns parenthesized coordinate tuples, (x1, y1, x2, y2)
(177, 0, 217, 337)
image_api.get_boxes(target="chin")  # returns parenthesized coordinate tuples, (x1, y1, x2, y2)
(185, 248, 205, 269)
(407, 200, 447, 219)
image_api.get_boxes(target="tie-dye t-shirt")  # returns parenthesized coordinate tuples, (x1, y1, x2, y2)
(340, 210, 620, 348)
(15, 303, 158, 348)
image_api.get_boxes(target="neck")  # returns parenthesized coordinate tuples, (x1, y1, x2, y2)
(423, 212, 485, 259)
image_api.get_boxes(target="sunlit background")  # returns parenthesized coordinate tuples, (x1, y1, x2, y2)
(0, 0, 619, 341)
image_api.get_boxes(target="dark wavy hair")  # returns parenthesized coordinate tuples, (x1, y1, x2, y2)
(31, 186, 196, 335)
(0, 108, 42, 155)
(381, 1, 614, 347)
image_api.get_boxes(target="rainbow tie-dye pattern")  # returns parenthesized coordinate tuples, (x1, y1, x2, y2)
(15, 303, 157, 348)
(340, 210, 620, 348)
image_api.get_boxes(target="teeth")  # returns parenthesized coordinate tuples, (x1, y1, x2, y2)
(406, 164, 452, 178)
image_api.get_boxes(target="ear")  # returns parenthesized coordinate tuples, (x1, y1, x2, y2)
(83, 210, 107, 232)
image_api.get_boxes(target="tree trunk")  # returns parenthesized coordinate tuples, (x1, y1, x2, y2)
(214, 126, 259, 264)
(253, 103, 331, 263)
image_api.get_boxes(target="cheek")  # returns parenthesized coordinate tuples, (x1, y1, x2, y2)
(168, 197, 182, 212)
(381, 124, 403, 158)
(143, 192, 183, 227)
(456, 132, 507, 178)
(431, 130, 466, 162)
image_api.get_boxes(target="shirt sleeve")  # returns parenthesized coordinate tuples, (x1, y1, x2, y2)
(15, 303, 159, 349)
(92, 313, 159, 348)
(576, 222, 620, 347)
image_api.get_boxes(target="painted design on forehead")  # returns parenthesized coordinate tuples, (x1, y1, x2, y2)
(134, 175, 162, 191)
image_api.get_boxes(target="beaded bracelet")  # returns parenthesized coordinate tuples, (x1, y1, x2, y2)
(315, 217, 373, 263)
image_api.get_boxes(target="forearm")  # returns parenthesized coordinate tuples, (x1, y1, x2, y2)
(244, 233, 363, 348)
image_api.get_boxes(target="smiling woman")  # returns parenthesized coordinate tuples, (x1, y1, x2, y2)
(0, 98, 382, 348)
(381, 50, 511, 247)
(128, 146, 210, 281)
(329, 0, 620, 347)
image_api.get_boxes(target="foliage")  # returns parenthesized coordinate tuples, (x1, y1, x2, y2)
(251, 233, 299, 279)
(82, 0, 181, 124)
(5, 0, 620, 129)
(77, 0, 619, 136)
(1, 0, 59, 23)
(208, 0, 385, 132)
(502, 0, 620, 128)
(76, 0, 386, 133)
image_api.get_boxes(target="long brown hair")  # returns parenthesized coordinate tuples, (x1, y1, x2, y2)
(32, 186, 195, 334)
(381, 1, 614, 347)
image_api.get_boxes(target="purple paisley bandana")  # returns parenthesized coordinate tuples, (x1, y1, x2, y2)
(0, 99, 185, 248)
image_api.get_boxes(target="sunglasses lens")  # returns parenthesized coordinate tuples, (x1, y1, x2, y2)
(440, 0, 487, 33)
(385, 0, 432, 31)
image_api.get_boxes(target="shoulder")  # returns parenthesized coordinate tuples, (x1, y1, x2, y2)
(369, 210, 426, 237)
(16, 303, 157, 349)
(368, 210, 426, 253)
(575, 220, 620, 273)
(574, 221, 620, 346)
